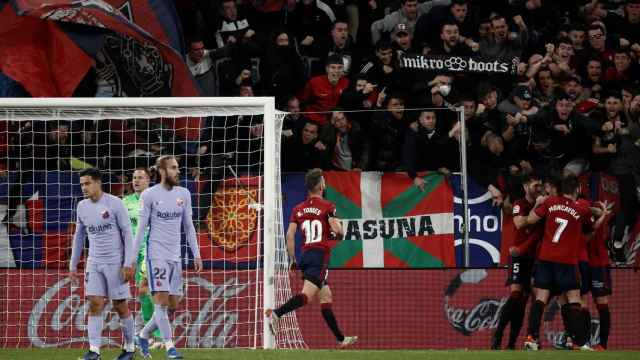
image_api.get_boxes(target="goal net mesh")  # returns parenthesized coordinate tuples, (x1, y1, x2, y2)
(0, 101, 305, 349)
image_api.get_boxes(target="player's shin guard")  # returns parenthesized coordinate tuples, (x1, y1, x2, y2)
(274, 293, 308, 318)
(87, 314, 103, 354)
(567, 303, 587, 346)
(596, 304, 610, 349)
(507, 295, 527, 348)
(139, 293, 161, 340)
(527, 300, 546, 340)
(320, 303, 345, 342)
(153, 304, 173, 347)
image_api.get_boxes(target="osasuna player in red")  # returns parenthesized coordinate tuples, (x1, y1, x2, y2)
(265, 169, 358, 347)
(587, 201, 614, 351)
(523, 175, 609, 351)
(492, 176, 543, 349)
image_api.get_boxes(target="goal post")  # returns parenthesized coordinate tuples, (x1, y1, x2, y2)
(0, 97, 299, 349)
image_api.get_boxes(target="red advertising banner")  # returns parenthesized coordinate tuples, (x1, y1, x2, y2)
(0, 270, 262, 348)
(2, 269, 638, 349)
(292, 269, 640, 349)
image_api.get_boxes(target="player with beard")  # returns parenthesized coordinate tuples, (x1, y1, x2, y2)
(492, 175, 543, 349)
(134, 156, 203, 359)
(265, 169, 357, 348)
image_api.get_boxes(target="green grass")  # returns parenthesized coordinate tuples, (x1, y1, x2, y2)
(0, 349, 637, 360)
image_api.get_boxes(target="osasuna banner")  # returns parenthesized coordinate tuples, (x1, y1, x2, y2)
(323, 171, 455, 268)
(399, 53, 519, 75)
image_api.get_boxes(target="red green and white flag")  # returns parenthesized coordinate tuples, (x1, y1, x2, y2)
(324, 171, 455, 268)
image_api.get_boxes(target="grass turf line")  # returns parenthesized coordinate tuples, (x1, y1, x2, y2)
(0, 349, 638, 360)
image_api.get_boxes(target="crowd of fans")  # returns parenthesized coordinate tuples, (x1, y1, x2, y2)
(181, 0, 640, 258)
(0, 0, 639, 259)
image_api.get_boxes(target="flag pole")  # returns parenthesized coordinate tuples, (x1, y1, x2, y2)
(458, 106, 470, 267)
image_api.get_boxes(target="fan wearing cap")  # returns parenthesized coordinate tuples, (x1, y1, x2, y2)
(298, 54, 350, 125)
(391, 22, 415, 53)
(370, 0, 450, 45)
(562, 75, 593, 106)
(496, 85, 538, 170)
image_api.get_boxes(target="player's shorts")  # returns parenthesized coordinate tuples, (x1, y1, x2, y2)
(533, 260, 580, 293)
(85, 261, 131, 300)
(590, 266, 612, 298)
(299, 248, 330, 289)
(506, 256, 534, 292)
(147, 258, 183, 296)
(579, 261, 591, 295)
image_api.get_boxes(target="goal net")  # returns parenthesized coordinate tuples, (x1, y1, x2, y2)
(0, 97, 305, 349)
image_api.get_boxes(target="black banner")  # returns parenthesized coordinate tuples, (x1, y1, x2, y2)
(399, 54, 519, 75)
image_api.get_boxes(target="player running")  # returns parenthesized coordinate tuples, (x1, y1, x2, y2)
(133, 156, 203, 359)
(69, 168, 136, 360)
(265, 168, 358, 348)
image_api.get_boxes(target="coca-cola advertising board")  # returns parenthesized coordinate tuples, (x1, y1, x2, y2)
(2, 269, 638, 349)
(293, 269, 640, 349)
(0, 270, 262, 348)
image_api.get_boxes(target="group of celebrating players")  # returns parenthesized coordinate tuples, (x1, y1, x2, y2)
(492, 174, 613, 351)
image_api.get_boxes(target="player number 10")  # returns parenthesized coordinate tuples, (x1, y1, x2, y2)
(552, 217, 568, 243)
(302, 219, 323, 244)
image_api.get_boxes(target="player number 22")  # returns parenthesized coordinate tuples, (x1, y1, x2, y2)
(301, 219, 322, 244)
(552, 217, 568, 243)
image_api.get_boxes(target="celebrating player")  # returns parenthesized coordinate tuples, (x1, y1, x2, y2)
(587, 202, 614, 350)
(69, 168, 136, 360)
(134, 156, 203, 359)
(123, 167, 161, 344)
(492, 175, 543, 349)
(265, 168, 357, 348)
(523, 175, 609, 351)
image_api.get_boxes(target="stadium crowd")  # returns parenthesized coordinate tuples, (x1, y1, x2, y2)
(0, 0, 640, 347)
(1, 0, 640, 353)
(0, 0, 639, 256)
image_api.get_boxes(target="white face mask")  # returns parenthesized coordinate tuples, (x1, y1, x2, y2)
(439, 84, 451, 97)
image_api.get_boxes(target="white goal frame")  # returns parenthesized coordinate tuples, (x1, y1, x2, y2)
(0, 97, 278, 349)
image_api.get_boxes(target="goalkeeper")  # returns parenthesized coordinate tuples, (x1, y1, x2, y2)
(123, 167, 160, 342)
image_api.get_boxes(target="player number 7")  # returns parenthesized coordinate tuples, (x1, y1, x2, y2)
(552, 217, 568, 243)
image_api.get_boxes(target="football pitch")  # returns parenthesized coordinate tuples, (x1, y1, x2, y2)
(0, 349, 637, 360)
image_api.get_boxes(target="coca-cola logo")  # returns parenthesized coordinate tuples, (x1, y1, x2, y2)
(443, 269, 506, 336)
(28, 276, 249, 348)
(543, 299, 602, 348)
